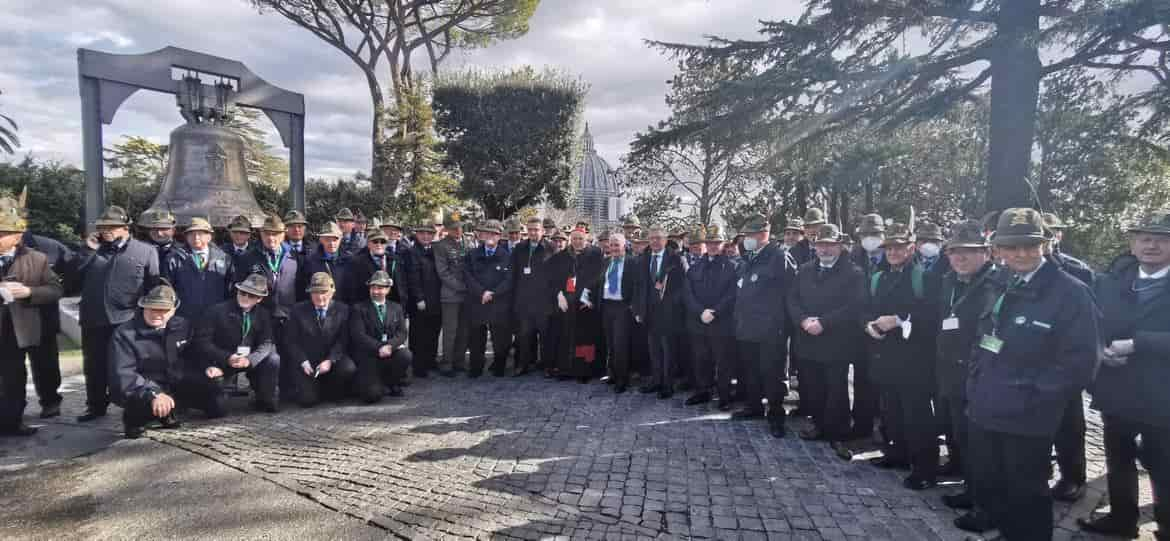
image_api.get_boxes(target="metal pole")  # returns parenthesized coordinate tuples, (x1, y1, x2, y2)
(79, 75, 104, 232)
(290, 114, 305, 212)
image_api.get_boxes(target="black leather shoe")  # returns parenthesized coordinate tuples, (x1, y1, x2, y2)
(716, 400, 733, 411)
(440, 370, 456, 378)
(954, 510, 994, 533)
(1076, 514, 1139, 538)
(124, 425, 146, 439)
(1051, 479, 1086, 502)
(159, 414, 182, 429)
(685, 392, 711, 406)
(657, 389, 673, 399)
(512, 367, 529, 377)
(639, 384, 660, 394)
(830, 441, 854, 461)
(39, 402, 61, 419)
(252, 399, 279, 413)
(942, 490, 974, 510)
(77, 409, 106, 422)
(730, 408, 764, 420)
(903, 475, 936, 491)
(386, 386, 403, 397)
(0, 424, 38, 437)
(614, 384, 627, 394)
(869, 456, 909, 470)
(799, 426, 825, 441)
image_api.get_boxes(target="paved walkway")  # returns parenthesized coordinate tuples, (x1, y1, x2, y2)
(0, 370, 1158, 540)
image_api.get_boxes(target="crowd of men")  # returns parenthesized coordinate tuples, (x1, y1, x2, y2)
(1, 196, 1168, 541)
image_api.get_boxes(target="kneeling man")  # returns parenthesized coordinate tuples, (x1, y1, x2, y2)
(350, 271, 411, 402)
(285, 272, 356, 406)
(191, 273, 281, 412)
(111, 284, 224, 439)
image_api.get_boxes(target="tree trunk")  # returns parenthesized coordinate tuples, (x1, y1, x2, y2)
(987, 0, 1042, 212)
(840, 189, 852, 234)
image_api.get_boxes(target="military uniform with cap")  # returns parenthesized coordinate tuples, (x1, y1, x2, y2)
(786, 223, 866, 447)
(862, 223, 941, 489)
(844, 213, 885, 437)
(222, 215, 256, 269)
(966, 208, 1099, 541)
(284, 272, 357, 406)
(189, 274, 281, 412)
(932, 219, 1000, 521)
(464, 220, 513, 377)
(347, 227, 410, 306)
(110, 284, 226, 439)
(0, 198, 64, 436)
(434, 211, 470, 375)
(302, 221, 354, 303)
(234, 215, 300, 321)
(335, 208, 366, 258)
(138, 209, 179, 262)
(164, 217, 233, 320)
(67, 205, 161, 421)
(785, 217, 813, 266)
(407, 220, 443, 377)
(730, 214, 798, 436)
(282, 210, 311, 265)
(1078, 209, 1170, 539)
(349, 271, 410, 402)
(681, 226, 739, 406)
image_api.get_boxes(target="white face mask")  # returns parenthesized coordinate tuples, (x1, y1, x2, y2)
(919, 242, 941, 259)
(861, 236, 882, 252)
(742, 237, 759, 252)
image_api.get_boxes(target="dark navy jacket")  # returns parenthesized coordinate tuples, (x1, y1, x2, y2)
(683, 254, 738, 337)
(406, 242, 441, 318)
(234, 244, 299, 321)
(1049, 251, 1094, 287)
(934, 262, 1002, 398)
(786, 256, 867, 362)
(634, 248, 686, 335)
(1090, 255, 1170, 428)
(863, 264, 940, 389)
(967, 260, 1099, 438)
(303, 248, 353, 303)
(347, 246, 410, 306)
(109, 314, 192, 405)
(734, 241, 796, 343)
(164, 245, 233, 319)
(464, 244, 513, 326)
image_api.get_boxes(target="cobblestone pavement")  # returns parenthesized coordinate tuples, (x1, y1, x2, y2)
(17, 370, 1160, 540)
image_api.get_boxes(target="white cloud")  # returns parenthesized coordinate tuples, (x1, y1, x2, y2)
(65, 31, 136, 48)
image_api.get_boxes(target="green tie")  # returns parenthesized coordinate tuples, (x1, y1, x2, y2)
(242, 311, 251, 339)
(375, 302, 386, 324)
(193, 252, 204, 270)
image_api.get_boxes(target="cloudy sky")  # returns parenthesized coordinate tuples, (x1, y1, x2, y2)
(0, 0, 801, 179)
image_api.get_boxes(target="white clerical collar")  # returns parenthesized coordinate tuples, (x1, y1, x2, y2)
(1140, 265, 1170, 280)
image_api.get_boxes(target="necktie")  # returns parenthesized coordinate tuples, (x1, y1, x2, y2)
(607, 258, 621, 295)
(870, 255, 880, 267)
(376, 303, 386, 324)
(486, 249, 494, 258)
(316, 308, 326, 324)
(377, 255, 385, 271)
(242, 311, 252, 338)
(651, 254, 660, 277)
(194, 252, 206, 270)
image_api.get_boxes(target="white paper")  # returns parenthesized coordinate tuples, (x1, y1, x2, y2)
(941, 317, 959, 331)
(236, 346, 251, 356)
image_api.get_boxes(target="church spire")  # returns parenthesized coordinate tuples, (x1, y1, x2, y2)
(583, 123, 594, 152)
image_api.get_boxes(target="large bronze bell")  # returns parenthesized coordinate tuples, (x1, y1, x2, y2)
(145, 76, 267, 228)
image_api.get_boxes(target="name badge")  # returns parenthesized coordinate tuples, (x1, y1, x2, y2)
(236, 346, 251, 356)
(941, 317, 959, 331)
(523, 267, 532, 275)
(750, 273, 759, 282)
(737, 278, 744, 288)
(979, 334, 1004, 354)
(381, 334, 388, 343)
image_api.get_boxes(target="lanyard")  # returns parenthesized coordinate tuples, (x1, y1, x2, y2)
(267, 247, 284, 274)
(241, 311, 252, 339)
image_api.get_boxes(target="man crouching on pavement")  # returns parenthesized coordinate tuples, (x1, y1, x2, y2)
(191, 273, 281, 413)
(111, 283, 226, 439)
(350, 270, 411, 402)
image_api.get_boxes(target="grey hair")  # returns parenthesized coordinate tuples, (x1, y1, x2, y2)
(609, 232, 627, 246)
